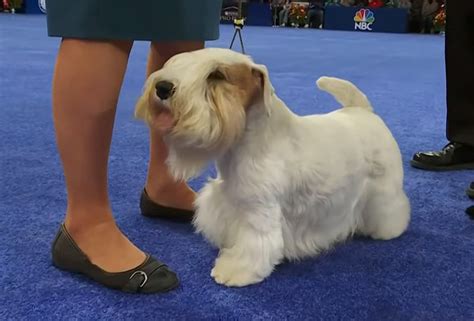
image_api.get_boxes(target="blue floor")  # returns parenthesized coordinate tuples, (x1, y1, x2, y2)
(1, 14, 473, 321)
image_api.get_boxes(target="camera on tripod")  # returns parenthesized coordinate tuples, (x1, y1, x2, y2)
(233, 18, 245, 29)
(229, 0, 246, 54)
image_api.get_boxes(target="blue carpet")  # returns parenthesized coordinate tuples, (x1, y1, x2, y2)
(1, 14, 473, 321)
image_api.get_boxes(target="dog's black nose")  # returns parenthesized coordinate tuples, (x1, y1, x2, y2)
(155, 81, 175, 100)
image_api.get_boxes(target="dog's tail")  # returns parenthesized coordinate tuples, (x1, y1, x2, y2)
(316, 76, 373, 111)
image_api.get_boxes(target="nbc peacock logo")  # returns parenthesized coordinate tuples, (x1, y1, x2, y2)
(354, 9, 375, 31)
(38, 0, 46, 13)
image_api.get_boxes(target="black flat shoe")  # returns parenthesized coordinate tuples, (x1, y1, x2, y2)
(51, 224, 179, 293)
(467, 182, 474, 199)
(140, 189, 194, 222)
(411, 142, 474, 171)
(466, 206, 474, 220)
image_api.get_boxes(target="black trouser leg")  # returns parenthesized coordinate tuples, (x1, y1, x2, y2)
(446, 1, 474, 147)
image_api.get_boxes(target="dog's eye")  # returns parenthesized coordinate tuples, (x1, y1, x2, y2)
(208, 70, 226, 81)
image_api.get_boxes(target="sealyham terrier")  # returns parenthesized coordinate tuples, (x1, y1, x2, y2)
(135, 48, 410, 287)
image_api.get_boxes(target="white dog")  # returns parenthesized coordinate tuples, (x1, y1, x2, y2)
(135, 48, 410, 287)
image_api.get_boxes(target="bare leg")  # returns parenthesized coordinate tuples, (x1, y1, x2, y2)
(144, 41, 204, 210)
(53, 39, 146, 272)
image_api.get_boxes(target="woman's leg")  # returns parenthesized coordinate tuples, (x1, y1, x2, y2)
(53, 39, 146, 272)
(144, 41, 204, 210)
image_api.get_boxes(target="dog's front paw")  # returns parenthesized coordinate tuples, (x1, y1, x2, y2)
(211, 253, 264, 287)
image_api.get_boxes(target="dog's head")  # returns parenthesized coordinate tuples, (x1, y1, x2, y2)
(135, 48, 274, 179)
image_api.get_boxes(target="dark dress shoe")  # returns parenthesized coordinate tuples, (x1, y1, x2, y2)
(52, 224, 179, 293)
(411, 142, 474, 171)
(467, 182, 474, 199)
(140, 189, 194, 222)
(466, 206, 474, 220)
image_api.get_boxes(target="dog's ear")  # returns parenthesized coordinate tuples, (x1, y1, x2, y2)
(134, 76, 155, 124)
(250, 64, 274, 114)
(222, 63, 274, 113)
(206, 68, 247, 151)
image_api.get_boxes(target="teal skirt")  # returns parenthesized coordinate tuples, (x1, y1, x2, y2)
(46, 0, 223, 41)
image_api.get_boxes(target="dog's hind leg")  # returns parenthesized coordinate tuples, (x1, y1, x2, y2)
(357, 183, 410, 241)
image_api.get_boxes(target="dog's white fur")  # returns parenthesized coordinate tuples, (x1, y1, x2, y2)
(136, 48, 410, 287)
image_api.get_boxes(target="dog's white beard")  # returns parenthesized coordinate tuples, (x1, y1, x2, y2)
(165, 89, 247, 181)
(165, 145, 215, 181)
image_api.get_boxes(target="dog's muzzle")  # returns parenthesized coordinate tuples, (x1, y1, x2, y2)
(148, 83, 175, 134)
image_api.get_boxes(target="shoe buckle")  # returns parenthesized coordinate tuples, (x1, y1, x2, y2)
(130, 271, 148, 288)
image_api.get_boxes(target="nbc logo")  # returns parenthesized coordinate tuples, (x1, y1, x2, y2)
(38, 0, 47, 13)
(354, 9, 375, 31)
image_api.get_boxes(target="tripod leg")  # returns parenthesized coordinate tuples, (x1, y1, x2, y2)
(238, 30, 245, 54)
(230, 30, 238, 49)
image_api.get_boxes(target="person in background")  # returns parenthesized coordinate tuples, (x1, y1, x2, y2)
(308, 0, 325, 28)
(324, 0, 340, 5)
(397, 0, 412, 9)
(279, 0, 292, 26)
(408, 0, 423, 32)
(271, 0, 286, 26)
(2, 0, 10, 12)
(353, 0, 368, 7)
(410, 1, 474, 220)
(339, 0, 355, 7)
(420, 0, 439, 33)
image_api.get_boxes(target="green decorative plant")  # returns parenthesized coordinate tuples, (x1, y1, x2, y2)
(8, 0, 23, 9)
(289, 4, 309, 27)
(433, 5, 446, 33)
